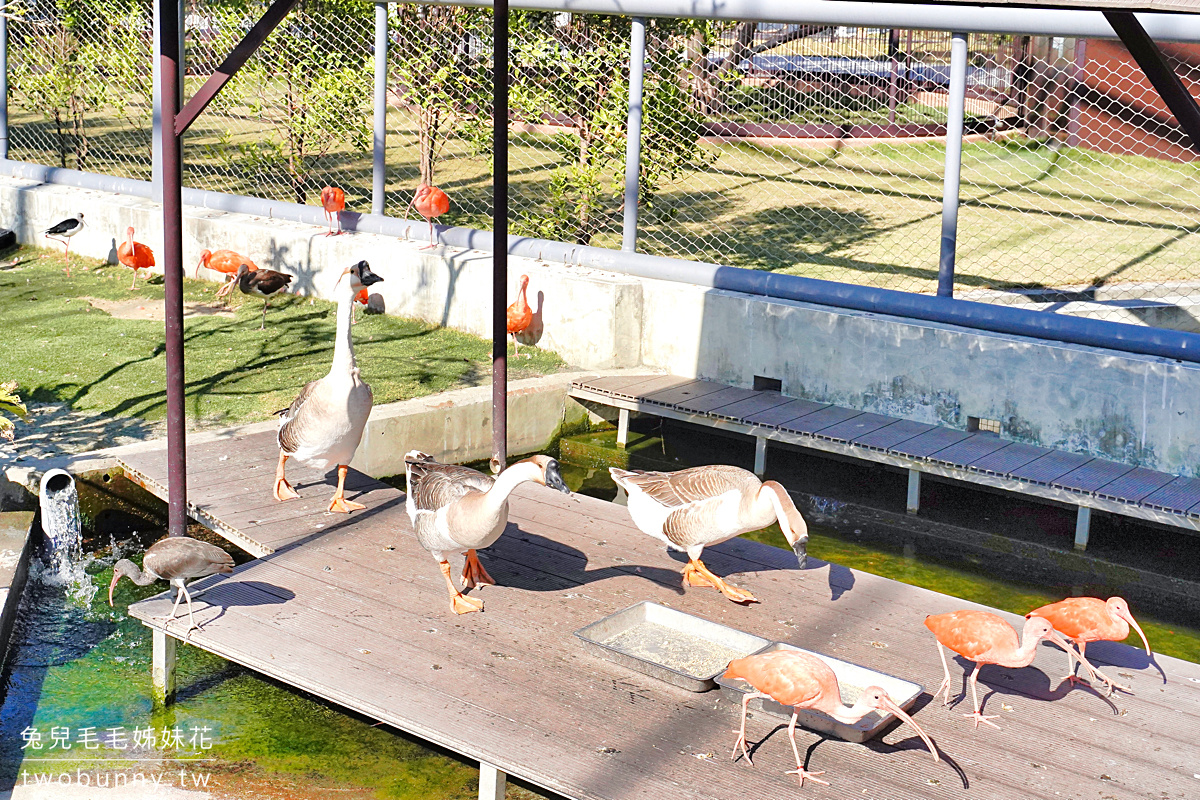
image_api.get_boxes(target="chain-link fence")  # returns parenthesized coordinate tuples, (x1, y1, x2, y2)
(8, 3, 1200, 328)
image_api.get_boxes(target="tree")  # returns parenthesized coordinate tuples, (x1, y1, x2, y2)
(389, 4, 492, 186)
(508, 13, 712, 246)
(204, 0, 373, 204)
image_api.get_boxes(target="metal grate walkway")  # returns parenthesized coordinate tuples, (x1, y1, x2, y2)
(569, 375, 1200, 546)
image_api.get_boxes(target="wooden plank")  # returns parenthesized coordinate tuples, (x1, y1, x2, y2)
(130, 504, 1200, 800)
(638, 380, 729, 407)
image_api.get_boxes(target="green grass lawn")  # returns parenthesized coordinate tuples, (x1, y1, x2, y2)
(0, 246, 564, 430)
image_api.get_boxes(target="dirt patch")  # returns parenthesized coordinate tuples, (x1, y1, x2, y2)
(86, 298, 235, 321)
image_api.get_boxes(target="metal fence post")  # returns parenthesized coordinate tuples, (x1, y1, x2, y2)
(372, 1, 388, 216)
(491, 0, 509, 473)
(937, 31, 968, 298)
(621, 16, 646, 253)
(152, 0, 163, 199)
(0, 15, 8, 161)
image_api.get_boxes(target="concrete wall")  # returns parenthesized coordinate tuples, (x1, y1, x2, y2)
(7, 178, 1200, 476)
(640, 278, 1200, 475)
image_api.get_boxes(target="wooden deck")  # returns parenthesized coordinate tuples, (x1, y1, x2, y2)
(121, 432, 1200, 800)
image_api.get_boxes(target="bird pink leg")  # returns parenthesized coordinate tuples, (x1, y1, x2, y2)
(419, 218, 437, 250)
(934, 641, 956, 706)
(731, 690, 767, 765)
(682, 558, 758, 603)
(260, 299, 269, 330)
(328, 465, 366, 513)
(274, 452, 300, 501)
(461, 549, 495, 589)
(129, 268, 138, 290)
(965, 663, 1001, 730)
(441, 560, 484, 614)
(1071, 642, 1129, 696)
(783, 711, 829, 787)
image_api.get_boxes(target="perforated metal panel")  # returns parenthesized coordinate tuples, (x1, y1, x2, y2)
(779, 406, 863, 435)
(887, 427, 972, 459)
(927, 434, 1011, 468)
(1008, 451, 1094, 486)
(742, 399, 830, 428)
(816, 413, 898, 443)
(852, 419, 935, 451)
(967, 442, 1053, 476)
(1052, 460, 1136, 494)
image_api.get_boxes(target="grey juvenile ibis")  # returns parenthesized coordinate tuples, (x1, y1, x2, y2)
(44, 213, 84, 275)
(109, 536, 235, 632)
(235, 263, 294, 329)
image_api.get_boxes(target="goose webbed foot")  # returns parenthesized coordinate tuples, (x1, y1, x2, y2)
(461, 549, 495, 589)
(682, 558, 758, 604)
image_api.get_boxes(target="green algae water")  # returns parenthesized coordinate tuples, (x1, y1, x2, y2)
(0, 534, 547, 799)
(556, 431, 1200, 665)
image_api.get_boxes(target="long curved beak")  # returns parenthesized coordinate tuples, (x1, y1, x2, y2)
(336, 267, 351, 286)
(1121, 610, 1152, 656)
(108, 573, 119, 607)
(194, 257, 204, 278)
(880, 696, 939, 763)
(1044, 628, 1102, 681)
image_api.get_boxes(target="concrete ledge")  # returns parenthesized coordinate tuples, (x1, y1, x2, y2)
(1, 370, 648, 502)
(0, 511, 35, 668)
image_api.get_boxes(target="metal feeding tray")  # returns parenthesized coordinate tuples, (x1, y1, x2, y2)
(716, 642, 924, 743)
(574, 602, 770, 692)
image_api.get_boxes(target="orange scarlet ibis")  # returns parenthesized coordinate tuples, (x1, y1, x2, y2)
(116, 226, 155, 290)
(44, 213, 85, 275)
(1027, 596, 1152, 695)
(924, 610, 1101, 729)
(109, 536, 234, 633)
(234, 264, 293, 329)
(724, 649, 938, 787)
(195, 249, 258, 298)
(506, 274, 533, 354)
(353, 286, 369, 324)
(408, 183, 450, 249)
(320, 185, 346, 236)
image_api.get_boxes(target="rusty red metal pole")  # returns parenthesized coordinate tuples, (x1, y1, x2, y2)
(491, 0, 508, 473)
(160, 0, 186, 536)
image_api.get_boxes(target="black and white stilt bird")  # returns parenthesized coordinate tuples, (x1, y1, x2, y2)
(109, 536, 235, 633)
(44, 213, 85, 275)
(235, 263, 293, 329)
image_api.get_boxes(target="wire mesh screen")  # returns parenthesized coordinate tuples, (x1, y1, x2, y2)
(8, 5, 1200, 329)
(8, 0, 155, 180)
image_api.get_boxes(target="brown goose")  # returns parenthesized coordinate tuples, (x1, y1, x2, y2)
(405, 450, 570, 614)
(275, 260, 383, 512)
(235, 263, 293, 329)
(609, 465, 809, 604)
(108, 536, 235, 632)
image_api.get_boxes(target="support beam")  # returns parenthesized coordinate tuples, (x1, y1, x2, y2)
(372, 2, 389, 216)
(174, 0, 303, 136)
(754, 436, 767, 476)
(478, 762, 506, 800)
(937, 31, 968, 298)
(616, 408, 630, 448)
(152, 629, 177, 705)
(491, 0, 510, 473)
(1075, 505, 1092, 551)
(620, 17, 646, 252)
(159, 0, 187, 538)
(1105, 11, 1200, 153)
(907, 469, 921, 515)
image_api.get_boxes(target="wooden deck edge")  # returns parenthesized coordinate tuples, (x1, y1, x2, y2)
(116, 457, 274, 558)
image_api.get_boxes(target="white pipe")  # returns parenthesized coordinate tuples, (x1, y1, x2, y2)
(427, 1, 1200, 43)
